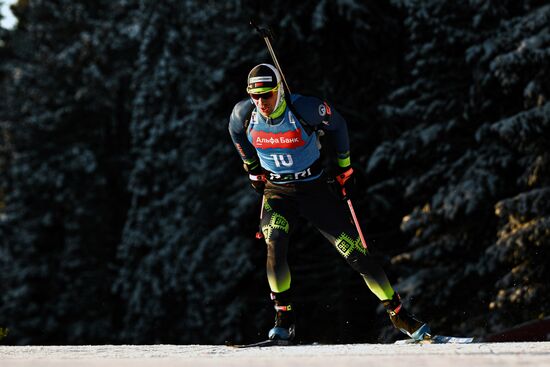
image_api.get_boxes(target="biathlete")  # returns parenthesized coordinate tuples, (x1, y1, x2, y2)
(228, 63, 431, 342)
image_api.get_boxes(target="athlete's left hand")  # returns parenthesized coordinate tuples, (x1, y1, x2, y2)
(335, 167, 357, 200)
(244, 161, 266, 194)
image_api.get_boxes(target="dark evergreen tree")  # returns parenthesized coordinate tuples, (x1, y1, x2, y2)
(0, 3, 16, 341)
(112, 0, 259, 344)
(469, 3, 550, 333)
(369, 0, 550, 340)
(0, 0, 138, 344)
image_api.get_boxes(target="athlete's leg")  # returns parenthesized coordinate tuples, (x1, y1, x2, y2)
(298, 179, 395, 301)
(261, 185, 298, 293)
(299, 178, 431, 340)
(261, 184, 299, 340)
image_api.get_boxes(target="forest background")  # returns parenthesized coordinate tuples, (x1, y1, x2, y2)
(0, 0, 549, 345)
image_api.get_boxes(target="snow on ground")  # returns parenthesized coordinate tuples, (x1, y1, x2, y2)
(1, 342, 550, 367)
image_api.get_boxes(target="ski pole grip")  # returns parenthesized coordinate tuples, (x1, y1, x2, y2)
(250, 19, 273, 40)
(249, 173, 266, 182)
(336, 167, 353, 186)
(336, 167, 353, 199)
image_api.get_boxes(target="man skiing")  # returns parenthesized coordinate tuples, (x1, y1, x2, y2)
(228, 63, 431, 342)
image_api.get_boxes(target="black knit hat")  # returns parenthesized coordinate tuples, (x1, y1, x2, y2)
(246, 63, 281, 93)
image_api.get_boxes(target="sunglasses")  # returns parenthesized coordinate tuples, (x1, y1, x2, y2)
(250, 88, 278, 100)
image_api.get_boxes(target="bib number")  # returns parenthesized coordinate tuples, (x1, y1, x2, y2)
(271, 154, 294, 168)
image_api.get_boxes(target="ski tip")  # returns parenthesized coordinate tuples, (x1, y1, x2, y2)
(429, 335, 475, 344)
(395, 335, 475, 345)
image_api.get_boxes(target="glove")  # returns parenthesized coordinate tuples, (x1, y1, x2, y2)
(335, 166, 356, 200)
(244, 161, 266, 194)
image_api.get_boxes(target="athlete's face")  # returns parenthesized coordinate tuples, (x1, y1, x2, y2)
(250, 88, 278, 117)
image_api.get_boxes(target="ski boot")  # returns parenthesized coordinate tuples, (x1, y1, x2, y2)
(268, 290, 296, 341)
(382, 293, 431, 341)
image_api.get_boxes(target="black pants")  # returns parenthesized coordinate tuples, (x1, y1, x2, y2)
(261, 176, 395, 301)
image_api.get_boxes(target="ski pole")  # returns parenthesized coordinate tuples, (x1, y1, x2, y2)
(346, 198, 368, 250)
(255, 194, 265, 239)
(336, 172, 368, 251)
(250, 19, 292, 95)
(250, 19, 315, 133)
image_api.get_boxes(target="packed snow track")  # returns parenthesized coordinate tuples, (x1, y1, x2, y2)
(1, 342, 549, 366)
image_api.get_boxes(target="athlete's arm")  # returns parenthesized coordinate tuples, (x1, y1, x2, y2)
(228, 99, 260, 167)
(293, 95, 351, 168)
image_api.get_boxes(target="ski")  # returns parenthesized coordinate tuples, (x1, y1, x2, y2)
(395, 334, 475, 345)
(229, 339, 293, 348)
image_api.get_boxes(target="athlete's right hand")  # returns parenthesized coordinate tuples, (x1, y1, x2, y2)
(244, 161, 266, 194)
(248, 172, 266, 194)
(335, 166, 356, 200)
